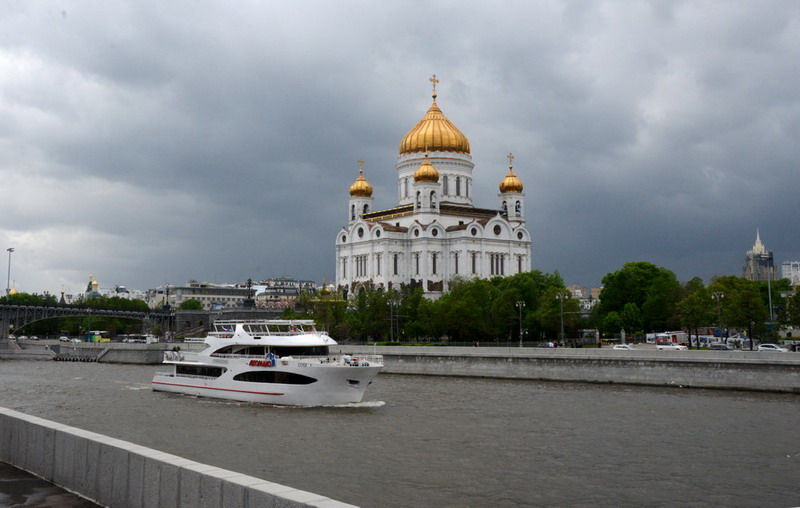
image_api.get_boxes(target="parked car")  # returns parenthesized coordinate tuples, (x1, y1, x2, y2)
(58, 336, 70, 342)
(710, 343, 735, 351)
(757, 344, 788, 352)
(29, 336, 39, 340)
(657, 343, 688, 351)
(612, 344, 635, 350)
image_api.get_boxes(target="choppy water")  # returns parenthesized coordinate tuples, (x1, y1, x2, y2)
(0, 361, 797, 507)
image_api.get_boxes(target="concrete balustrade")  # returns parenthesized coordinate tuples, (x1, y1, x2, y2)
(0, 407, 355, 508)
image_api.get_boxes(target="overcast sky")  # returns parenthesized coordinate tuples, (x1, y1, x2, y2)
(1, 1, 798, 294)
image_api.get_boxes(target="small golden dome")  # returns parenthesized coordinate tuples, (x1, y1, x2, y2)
(349, 162, 373, 197)
(499, 153, 523, 193)
(413, 155, 440, 183)
(399, 79, 470, 155)
(91, 280, 99, 286)
(8, 288, 18, 296)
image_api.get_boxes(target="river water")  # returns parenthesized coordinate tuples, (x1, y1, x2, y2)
(0, 361, 797, 507)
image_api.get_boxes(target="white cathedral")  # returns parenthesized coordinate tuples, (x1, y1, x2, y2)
(336, 77, 532, 298)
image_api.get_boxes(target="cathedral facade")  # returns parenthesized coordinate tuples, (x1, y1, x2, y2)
(336, 79, 532, 298)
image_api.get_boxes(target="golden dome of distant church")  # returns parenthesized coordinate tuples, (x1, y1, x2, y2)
(398, 75, 470, 156)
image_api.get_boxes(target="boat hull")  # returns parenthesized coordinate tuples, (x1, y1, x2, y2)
(152, 363, 381, 406)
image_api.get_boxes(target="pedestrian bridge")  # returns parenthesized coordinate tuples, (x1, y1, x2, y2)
(0, 303, 173, 340)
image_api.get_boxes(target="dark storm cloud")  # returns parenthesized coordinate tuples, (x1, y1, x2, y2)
(1, 1, 798, 293)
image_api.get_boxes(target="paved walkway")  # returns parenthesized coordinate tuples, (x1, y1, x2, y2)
(0, 462, 99, 507)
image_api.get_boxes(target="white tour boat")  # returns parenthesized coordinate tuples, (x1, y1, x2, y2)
(152, 319, 383, 406)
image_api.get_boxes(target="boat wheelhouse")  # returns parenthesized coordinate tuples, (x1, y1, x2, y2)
(152, 319, 382, 406)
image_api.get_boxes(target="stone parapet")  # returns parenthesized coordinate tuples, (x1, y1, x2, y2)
(0, 407, 355, 508)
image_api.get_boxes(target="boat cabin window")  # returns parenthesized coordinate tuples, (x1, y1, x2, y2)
(233, 371, 317, 385)
(176, 365, 226, 378)
(211, 345, 329, 357)
(270, 346, 329, 357)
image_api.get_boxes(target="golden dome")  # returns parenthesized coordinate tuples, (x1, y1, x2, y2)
(399, 78, 470, 155)
(349, 161, 373, 197)
(499, 153, 523, 193)
(8, 288, 18, 296)
(413, 154, 440, 183)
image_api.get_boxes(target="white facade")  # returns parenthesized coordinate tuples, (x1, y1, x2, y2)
(782, 261, 800, 286)
(336, 88, 532, 299)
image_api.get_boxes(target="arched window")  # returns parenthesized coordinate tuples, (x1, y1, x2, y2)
(502, 201, 508, 216)
(404, 178, 409, 198)
(430, 191, 437, 208)
(363, 203, 369, 214)
(515, 201, 521, 216)
(442, 175, 449, 195)
(466, 178, 470, 198)
(456, 176, 461, 196)
(350, 204, 355, 221)
(416, 191, 421, 208)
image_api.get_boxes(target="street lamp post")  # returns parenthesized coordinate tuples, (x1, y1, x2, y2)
(556, 291, 567, 346)
(6, 248, 14, 297)
(712, 291, 724, 341)
(515, 300, 525, 347)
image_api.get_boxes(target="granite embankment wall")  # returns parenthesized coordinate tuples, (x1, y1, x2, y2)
(0, 407, 354, 508)
(338, 346, 800, 393)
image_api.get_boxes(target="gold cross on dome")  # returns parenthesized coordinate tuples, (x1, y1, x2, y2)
(507, 153, 514, 168)
(429, 74, 439, 97)
(357, 159, 365, 175)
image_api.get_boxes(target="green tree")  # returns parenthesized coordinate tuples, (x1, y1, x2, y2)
(178, 299, 203, 310)
(598, 262, 681, 332)
(678, 277, 712, 348)
(710, 276, 767, 350)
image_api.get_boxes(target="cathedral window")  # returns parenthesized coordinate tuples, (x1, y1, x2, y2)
(430, 191, 436, 209)
(431, 228, 438, 237)
(454, 253, 459, 274)
(494, 225, 502, 236)
(471, 228, 478, 236)
(501, 255, 505, 275)
(416, 191, 421, 209)
(466, 178, 470, 198)
(432, 252, 438, 275)
(502, 202, 508, 216)
(342, 257, 347, 278)
(515, 201, 521, 216)
(363, 203, 369, 215)
(443, 175, 448, 195)
(404, 178, 409, 198)
(376, 254, 381, 276)
(517, 255, 522, 274)
(393, 254, 399, 275)
(358, 227, 364, 238)
(471, 252, 477, 274)
(351, 205, 355, 221)
(415, 253, 420, 275)
(456, 176, 461, 196)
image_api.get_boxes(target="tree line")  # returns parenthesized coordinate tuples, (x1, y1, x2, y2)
(291, 262, 800, 346)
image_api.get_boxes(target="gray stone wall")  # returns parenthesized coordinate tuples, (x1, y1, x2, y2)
(0, 407, 355, 508)
(338, 346, 800, 393)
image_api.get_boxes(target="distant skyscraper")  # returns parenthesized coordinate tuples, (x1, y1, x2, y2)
(742, 230, 775, 281)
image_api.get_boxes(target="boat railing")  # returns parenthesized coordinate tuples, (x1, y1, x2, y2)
(163, 351, 383, 366)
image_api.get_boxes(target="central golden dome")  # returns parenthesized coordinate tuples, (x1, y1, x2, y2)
(399, 89, 470, 156)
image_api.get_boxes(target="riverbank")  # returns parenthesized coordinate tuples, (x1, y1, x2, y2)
(2, 341, 798, 393)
